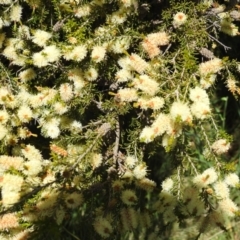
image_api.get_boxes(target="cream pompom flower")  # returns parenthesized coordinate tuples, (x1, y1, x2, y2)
(139, 126, 155, 143)
(91, 46, 106, 63)
(213, 181, 230, 199)
(59, 83, 73, 102)
(10, 5, 22, 22)
(129, 53, 149, 74)
(133, 164, 147, 179)
(117, 88, 138, 102)
(173, 12, 187, 27)
(193, 168, 218, 188)
(199, 58, 222, 76)
(218, 198, 239, 217)
(161, 178, 174, 192)
(17, 106, 33, 123)
(191, 102, 211, 119)
(224, 173, 239, 187)
(189, 86, 209, 104)
(32, 52, 49, 67)
(64, 45, 87, 62)
(133, 75, 159, 96)
(43, 45, 61, 63)
(19, 68, 36, 82)
(170, 102, 192, 123)
(211, 139, 230, 155)
(32, 30, 52, 47)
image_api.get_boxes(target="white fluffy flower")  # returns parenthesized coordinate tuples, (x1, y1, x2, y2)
(189, 86, 209, 104)
(42, 118, 61, 139)
(53, 102, 69, 115)
(115, 69, 132, 83)
(84, 67, 98, 81)
(91, 153, 103, 169)
(211, 139, 230, 155)
(70, 120, 82, 133)
(1, 189, 20, 207)
(0, 0, 13, 4)
(224, 173, 239, 187)
(118, 56, 132, 69)
(75, 5, 91, 18)
(17, 106, 33, 123)
(199, 58, 222, 76)
(193, 168, 218, 188)
(133, 75, 159, 96)
(214, 181, 229, 199)
(218, 198, 238, 217)
(111, 37, 130, 53)
(133, 164, 147, 179)
(129, 53, 149, 74)
(191, 102, 211, 119)
(146, 31, 170, 46)
(59, 83, 73, 102)
(139, 126, 155, 143)
(200, 74, 216, 89)
(32, 52, 49, 67)
(23, 160, 43, 176)
(117, 88, 138, 102)
(45, 125, 60, 139)
(110, 10, 127, 24)
(91, 46, 106, 63)
(170, 102, 192, 123)
(136, 96, 164, 110)
(19, 68, 36, 82)
(10, 5, 22, 22)
(32, 30, 52, 47)
(21, 144, 42, 161)
(161, 178, 174, 192)
(64, 45, 87, 62)
(1, 173, 23, 192)
(125, 155, 137, 168)
(173, 12, 187, 27)
(43, 45, 61, 62)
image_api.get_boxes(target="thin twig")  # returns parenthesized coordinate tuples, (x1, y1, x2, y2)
(200, 125, 221, 169)
(63, 227, 81, 240)
(177, 166, 181, 200)
(186, 155, 199, 175)
(207, 220, 240, 240)
(70, 123, 111, 170)
(208, 33, 231, 52)
(113, 117, 120, 165)
(162, 43, 172, 56)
